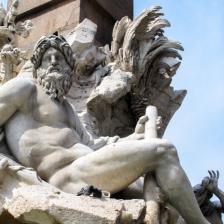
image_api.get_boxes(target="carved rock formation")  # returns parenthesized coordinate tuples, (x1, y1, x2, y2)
(0, 156, 147, 224)
(67, 6, 186, 138)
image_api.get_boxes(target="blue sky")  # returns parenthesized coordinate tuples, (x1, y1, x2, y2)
(2, 0, 223, 190)
(1, 0, 5, 7)
(135, 0, 224, 191)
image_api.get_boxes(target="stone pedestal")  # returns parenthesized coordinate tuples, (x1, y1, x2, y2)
(7, 0, 133, 50)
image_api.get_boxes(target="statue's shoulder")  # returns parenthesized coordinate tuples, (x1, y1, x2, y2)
(1, 77, 36, 98)
(11, 76, 35, 88)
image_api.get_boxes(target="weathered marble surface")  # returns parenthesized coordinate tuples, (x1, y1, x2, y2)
(66, 8, 186, 139)
(0, 156, 146, 224)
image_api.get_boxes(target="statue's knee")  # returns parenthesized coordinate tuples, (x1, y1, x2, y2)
(167, 146, 178, 158)
(157, 141, 178, 160)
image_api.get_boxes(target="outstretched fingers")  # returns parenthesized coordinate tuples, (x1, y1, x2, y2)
(208, 170, 213, 178)
(138, 115, 148, 124)
(217, 170, 220, 179)
(135, 115, 148, 134)
(208, 170, 219, 179)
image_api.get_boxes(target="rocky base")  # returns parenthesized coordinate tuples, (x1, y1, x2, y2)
(0, 185, 147, 224)
(0, 157, 162, 224)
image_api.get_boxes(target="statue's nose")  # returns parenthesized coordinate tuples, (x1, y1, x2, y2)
(51, 55, 57, 66)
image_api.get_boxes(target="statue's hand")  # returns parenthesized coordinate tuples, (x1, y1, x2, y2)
(156, 116, 162, 130)
(203, 170, 219, 192)
(132, 115, 148, 140)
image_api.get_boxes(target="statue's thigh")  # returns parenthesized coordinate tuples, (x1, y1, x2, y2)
(70, 139, 165, 193)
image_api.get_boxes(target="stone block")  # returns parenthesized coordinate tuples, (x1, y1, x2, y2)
(95, 0, 133, 20)
(16, 1, 80, 51)
(66, 18, 97, 53)
(1, 185, 146, 224)
(7, 0, 133, 48)
(8, 0, 55, 15)
(79, 0, 115, 45)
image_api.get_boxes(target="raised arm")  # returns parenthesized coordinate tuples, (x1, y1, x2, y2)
(0, 77, 35, 126)
(213, 188, 224, 213)
(204, 170, 224, 212)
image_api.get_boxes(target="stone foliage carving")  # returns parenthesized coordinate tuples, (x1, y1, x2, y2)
(0, 0, 32, 84)
(0, 44, 26, 83)
(66, 6, 186, 138)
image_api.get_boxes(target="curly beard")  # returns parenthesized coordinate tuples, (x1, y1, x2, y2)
(36, 66, 73, 102)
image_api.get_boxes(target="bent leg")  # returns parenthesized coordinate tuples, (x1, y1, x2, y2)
(65, 139, 167, 193)
(154, 145, 209, 224)
(49, 139, 209, 224)
(49, 139, 167, 193)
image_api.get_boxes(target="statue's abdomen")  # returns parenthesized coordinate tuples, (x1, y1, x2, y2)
(5, 111, 80, 167)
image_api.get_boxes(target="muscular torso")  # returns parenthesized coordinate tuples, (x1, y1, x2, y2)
(5, 82, 84, 167)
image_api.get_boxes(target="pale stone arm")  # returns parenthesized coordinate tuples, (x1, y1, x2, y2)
(0, 77, 34, 126)
(89, 136, 119, 150)
(89, 115, 149, 150)
(89, 119, 147, 150)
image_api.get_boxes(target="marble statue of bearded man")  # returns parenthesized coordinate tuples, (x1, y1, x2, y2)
(0, 34, 211, 224)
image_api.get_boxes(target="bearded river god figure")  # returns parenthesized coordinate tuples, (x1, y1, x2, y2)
(0, 34, 211, 224)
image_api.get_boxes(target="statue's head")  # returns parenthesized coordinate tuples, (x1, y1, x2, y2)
(31, 34, 75, 102)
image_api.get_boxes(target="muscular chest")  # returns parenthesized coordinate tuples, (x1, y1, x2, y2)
(32, 88, 70, 126)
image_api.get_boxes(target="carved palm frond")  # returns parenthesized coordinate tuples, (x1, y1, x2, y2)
(85, 6, 186, 137)
(109, 6, 186, 136)
(122, 6, 164, 54)
(111, 16, 131, 57)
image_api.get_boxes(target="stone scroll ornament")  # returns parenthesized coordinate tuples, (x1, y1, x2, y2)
(0, 0, 32, 83)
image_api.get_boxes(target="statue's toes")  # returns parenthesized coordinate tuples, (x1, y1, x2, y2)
(0, 158, 9, 170)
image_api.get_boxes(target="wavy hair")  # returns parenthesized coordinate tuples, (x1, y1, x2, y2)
(31, 34, 75, 74)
